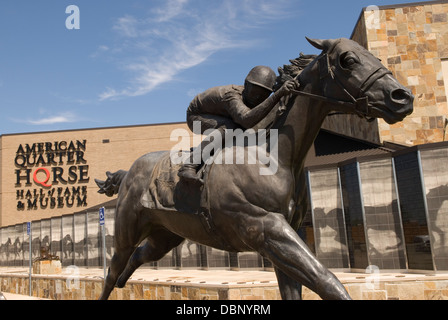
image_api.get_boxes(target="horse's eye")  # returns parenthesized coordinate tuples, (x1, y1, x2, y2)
(340, 52, 359, 69)
(346, 58, 356, 66)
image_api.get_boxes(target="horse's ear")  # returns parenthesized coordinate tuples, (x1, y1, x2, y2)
(306, 37, 325, 50)
(306, 37, 335, 52)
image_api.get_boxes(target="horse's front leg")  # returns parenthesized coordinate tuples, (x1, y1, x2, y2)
(241, 212, 351, 300)
(274, 267, 302, 300)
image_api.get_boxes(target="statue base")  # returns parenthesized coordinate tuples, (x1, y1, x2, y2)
(32, 260, 62, 275)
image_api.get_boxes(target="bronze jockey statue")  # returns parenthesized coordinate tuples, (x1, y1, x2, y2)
(178, 65, 299, 184)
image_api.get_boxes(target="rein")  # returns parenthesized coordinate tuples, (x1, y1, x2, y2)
(289, 88, 374, 121)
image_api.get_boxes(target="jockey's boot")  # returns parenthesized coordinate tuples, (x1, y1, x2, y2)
(178, 163, 201, 184)
(178, 128, 224, 185)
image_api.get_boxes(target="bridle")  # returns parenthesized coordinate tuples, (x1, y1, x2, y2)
(291, 47, 392, 121)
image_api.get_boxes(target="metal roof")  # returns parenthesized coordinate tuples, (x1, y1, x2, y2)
(304, 129, 403, 168)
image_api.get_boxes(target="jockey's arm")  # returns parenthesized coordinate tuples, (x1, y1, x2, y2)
(230, 80, 298, 129)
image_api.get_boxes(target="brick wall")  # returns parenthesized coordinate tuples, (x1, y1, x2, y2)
(0, 122, 193, 227)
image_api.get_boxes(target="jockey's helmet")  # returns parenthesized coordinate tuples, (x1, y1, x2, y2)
(245, 66, 276, 92)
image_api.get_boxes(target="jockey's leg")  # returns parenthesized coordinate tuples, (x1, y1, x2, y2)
(178, 127, 225, 184)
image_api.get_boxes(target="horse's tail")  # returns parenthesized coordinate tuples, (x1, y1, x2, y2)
(95, 170, 128, 197)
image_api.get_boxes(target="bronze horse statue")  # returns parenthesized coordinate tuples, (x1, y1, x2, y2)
(95, 38, 413, 300)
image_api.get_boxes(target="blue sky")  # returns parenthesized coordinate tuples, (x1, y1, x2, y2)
(0, 0, 419, 135)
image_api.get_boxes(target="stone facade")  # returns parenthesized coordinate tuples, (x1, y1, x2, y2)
(0, 272, 281, 300)
(33, 260, 62, 275)
(322, 1, 448, 146)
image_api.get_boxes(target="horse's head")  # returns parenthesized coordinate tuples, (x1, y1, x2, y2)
(63, 234, 74, 244)
(306, 37, 413, 124)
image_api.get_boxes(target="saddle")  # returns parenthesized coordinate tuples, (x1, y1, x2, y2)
(139, 150, 237, 251)
(140, 151, 209, 215)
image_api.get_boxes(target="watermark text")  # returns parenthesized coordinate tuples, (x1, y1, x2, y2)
(66, 5, 80, 30)
(170, 121, 279, 176)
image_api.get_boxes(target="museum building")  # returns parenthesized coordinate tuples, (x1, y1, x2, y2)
(1, 1, 448, 272)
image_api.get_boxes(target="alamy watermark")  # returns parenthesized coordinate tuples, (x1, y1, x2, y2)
(170, 121, 279, 176)
(364, 265, 380, 290)
(64, 265, 80, 290)
(66, 5, 80, 30)
(365, 5, 381, 30)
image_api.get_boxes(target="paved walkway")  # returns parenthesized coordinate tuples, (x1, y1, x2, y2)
(1, 292, 48, 300)
(1, 267, 448, 300)
(0, 266, 279, 286)
(2, 266, 448, 285)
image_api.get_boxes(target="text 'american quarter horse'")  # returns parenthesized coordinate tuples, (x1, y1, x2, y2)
(95, 37, 414, 300)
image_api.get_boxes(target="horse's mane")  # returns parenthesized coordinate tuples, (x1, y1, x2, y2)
(253, 53, 319, 131)
(273, 53, 318, 92)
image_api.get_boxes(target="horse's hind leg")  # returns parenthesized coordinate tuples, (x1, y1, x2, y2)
(116, 229, 184, 288)
(99, 245, 136, 300)
(99, 201, 142, 300)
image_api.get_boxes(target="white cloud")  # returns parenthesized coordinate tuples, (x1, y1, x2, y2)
(99, 0, 297, 101)
(90, 45, 110, 58)
(152, 0, 189, 22)
(24, 111, 79, 125)
(98, 88, 119, 101)
(113, 15, 140, 38)
(187, 87, 204, 98)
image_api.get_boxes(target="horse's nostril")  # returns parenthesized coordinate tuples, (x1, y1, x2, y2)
(391, 88, 413, 104)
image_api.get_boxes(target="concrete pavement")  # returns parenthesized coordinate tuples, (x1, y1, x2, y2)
(1, 266, 448, 300)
